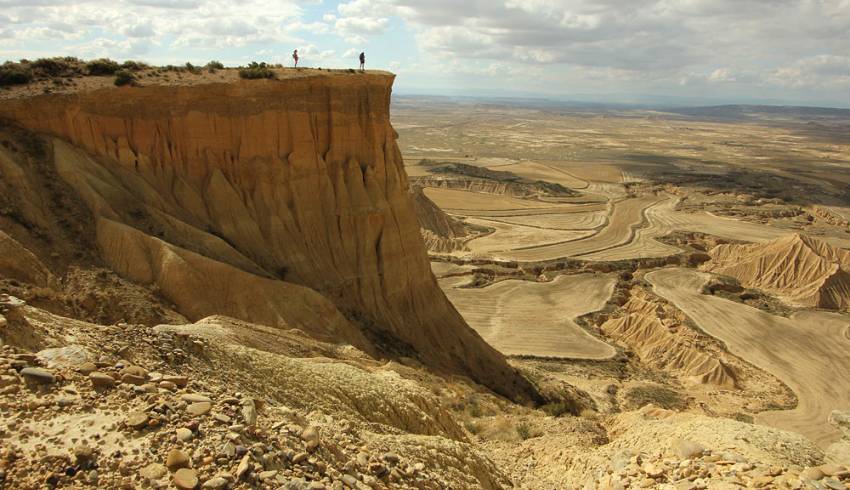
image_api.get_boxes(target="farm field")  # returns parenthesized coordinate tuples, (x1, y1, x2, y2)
(399, 98, 850, 451)
(648, 268, 850, 447)
(440, 274, 617, 359)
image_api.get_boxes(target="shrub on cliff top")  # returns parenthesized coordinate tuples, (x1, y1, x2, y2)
(121, 60, 149, 71)
(86, 58, 120, 76)
(0, 63, 33, 86)
(31, 57, 76, 77)
(238, 62, 275, 80)
(206, 60, 225, 72)
(114, 70, 136, 86)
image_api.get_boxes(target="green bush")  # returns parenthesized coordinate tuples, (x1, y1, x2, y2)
(541, 401, 579, 418)
(515, 422, 532, 440)
(185, 62, 201, 74)
(463, 421, 481, 435)
(121, 60, 148, 71)
(238, 62, 275, 80)
(31, 58, 72, 77)
(0, 63, 33, 86)
(114, 70, 136, 86)
(625, 385, 687, 410)
(206, 60, 225, 72)
(86, 58, 120, 76)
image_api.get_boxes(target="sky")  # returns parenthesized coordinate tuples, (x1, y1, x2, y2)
(2, 0, 850, 107)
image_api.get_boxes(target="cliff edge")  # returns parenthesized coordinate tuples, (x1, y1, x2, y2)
(0, 71, 538, 402)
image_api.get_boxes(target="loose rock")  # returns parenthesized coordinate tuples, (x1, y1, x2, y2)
(89, 372, 116, 388)
(166, 449, 191, 471)
(20, 367, 55, 384)
(187, 401, 212, 416)
(126, 411, 149, 430)
(173, 468, 198, 489)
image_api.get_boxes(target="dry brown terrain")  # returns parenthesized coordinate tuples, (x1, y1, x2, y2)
(440, 274, 617, 359)
(647, 268, 850, 447)
(400, 96, 850, 484)
(1, 64, 850, 490)
(703, 233, 850, 309)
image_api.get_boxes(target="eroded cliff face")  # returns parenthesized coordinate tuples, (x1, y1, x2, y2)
(0, 73, 538, 402)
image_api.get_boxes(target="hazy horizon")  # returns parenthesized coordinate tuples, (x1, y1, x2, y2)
(2, 0, 849, 108)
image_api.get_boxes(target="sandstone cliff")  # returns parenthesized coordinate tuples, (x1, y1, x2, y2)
(0, 73, 538, 402)
(410, 187, 485, 253)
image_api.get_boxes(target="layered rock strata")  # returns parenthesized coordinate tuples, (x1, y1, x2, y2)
(0, 72, 538, 401)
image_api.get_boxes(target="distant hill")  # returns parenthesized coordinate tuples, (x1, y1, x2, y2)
(703, 233, 850, 310)
(666, 104, 850, 123)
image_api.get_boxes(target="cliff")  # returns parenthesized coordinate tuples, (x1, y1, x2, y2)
(0, 72, 538, 402)
(410, 186, 486, 253)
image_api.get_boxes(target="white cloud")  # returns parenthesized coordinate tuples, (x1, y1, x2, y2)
(708, 68, 736, 83)
(331, 0, 391, 43)
(768, 55, 850, 88)
(362, 0, 850, 102)
(2, 0, 304, 60)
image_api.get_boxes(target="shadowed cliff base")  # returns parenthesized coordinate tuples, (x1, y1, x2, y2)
(0, 70, 541, 404)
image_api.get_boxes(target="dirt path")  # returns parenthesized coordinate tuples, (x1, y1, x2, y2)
(646, 267, 850, 448)
(440, 274, 617, 359)
(580, 197, 682, 261)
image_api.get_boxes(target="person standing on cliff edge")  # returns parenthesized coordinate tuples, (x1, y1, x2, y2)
(359, 52, 365, 71)
(293, 49, 299, 68)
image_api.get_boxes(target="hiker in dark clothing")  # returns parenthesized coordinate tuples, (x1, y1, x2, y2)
(293, 49, 299, 68)
(359, 52, 365, 71)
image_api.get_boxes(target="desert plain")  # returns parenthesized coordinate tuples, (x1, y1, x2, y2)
(400, 95, 850, 467)
(1, 62, 850, 489)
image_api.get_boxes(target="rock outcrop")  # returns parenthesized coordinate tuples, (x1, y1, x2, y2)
(601, 291, 737, 388)
(0, 72, 538, 402)
(412, 162, 577, 198)
(703, 233, 850, 310)
(410, 187, 483, 253)
(0, 230, 51, 286)
(97, 217, 370, 351)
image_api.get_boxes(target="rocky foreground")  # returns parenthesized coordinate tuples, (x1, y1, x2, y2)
(594, 446, 850, 489)
(1, 294, 492, 490)
(3, 284, 850, 490)
(2, 63, 850, 490)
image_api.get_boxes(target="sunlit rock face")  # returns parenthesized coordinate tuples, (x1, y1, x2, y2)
(0, 73, 539, 402)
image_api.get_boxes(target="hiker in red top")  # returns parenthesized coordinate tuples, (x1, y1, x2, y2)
(293, 49, 299, 68)
(359, 52, 365, 71)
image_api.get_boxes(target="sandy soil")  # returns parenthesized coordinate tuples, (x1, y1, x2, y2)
(578, 197, 683, 261)
(440, 274, 617, 359)
(423, 188, 575, 212)
(480, 210, 608, 230)
(647, 267, 850, 448)
(502, 195, 666, 261)
(485, 160, 589, 189)
(464, 218, 596, 256)
(0, 66, 393, 100)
